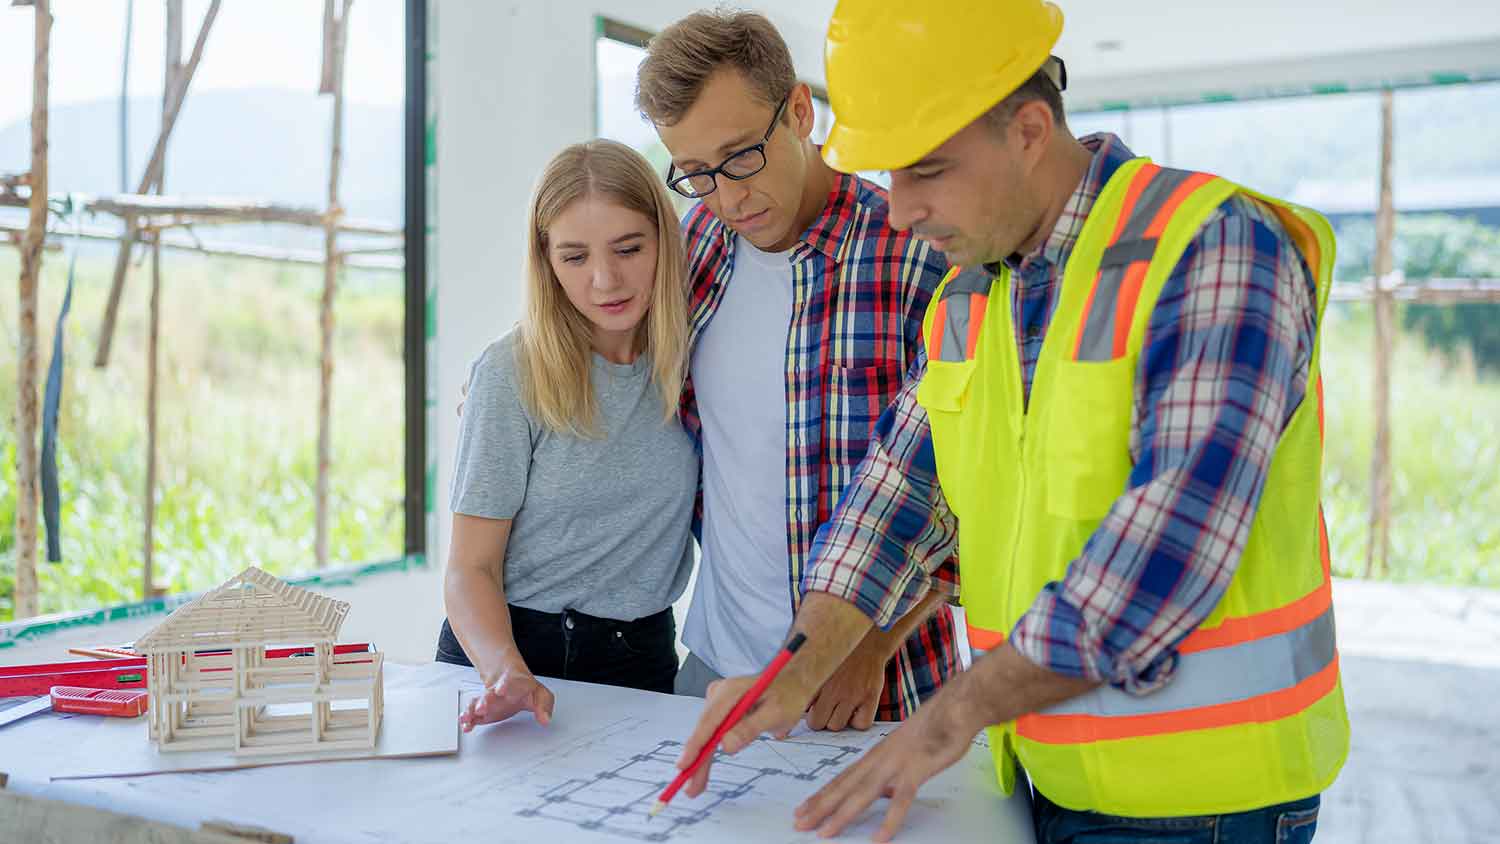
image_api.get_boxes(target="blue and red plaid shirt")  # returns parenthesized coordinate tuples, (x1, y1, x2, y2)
(678, 171, 961, 720)
(802, 134, 1319, 695)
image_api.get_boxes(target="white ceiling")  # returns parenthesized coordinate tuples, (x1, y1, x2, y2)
(765, 0, 1500, 110)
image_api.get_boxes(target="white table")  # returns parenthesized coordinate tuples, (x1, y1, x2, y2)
(0, 662, 1035, 843)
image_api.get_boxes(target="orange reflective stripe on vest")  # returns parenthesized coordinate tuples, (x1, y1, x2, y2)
(972, 566, 1338, 740)
(1019, 657, 1341, 744)
(1073, 165, 1217, 361)
(966, 565, 1336, 743)
(927, 267, 995, 363)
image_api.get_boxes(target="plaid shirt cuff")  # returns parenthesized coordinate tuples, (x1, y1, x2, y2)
(801, 434, 958, 630)
(802, 526, 932, 630)
(1009, 581, 1179, 696)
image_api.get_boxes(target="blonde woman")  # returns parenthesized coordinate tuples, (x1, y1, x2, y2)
(437, 140, 695, 730)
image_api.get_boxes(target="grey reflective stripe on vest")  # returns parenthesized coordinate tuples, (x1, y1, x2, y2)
(938, 291, 974, 362)
(1099, 238, 1158, 269)
(942, 265, 996, 299)
(1030, 606, 1337, 718)
(1074, 167, 1201, 362)
(1075, 259, 1134, 361)
(935, 267, 996, 363)
(1119, 167, 1198, 242)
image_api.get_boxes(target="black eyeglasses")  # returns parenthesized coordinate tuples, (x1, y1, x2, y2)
(666, 95, 789, 199)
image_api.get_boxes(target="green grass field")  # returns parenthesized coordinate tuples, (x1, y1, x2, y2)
(1, 250, 1496, 621)
(1320, 303, 1500, 585)
(0, 249, 404, 620)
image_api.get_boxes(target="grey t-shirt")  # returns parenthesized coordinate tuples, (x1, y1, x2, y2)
(449, 331, 697, 620)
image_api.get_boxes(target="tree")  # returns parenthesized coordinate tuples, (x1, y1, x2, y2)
(1335, 214, 1500, 371)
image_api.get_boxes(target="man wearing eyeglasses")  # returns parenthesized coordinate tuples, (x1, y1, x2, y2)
(634, 8, 961, 729)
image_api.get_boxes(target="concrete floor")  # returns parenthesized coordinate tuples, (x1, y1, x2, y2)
(3, 569, 1497, 842)
(1318, 580, 1500, 844)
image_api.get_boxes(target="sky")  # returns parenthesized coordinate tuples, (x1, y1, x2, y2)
(0, 0, 406, 131)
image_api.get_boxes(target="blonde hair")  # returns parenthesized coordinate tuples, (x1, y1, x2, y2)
(516, 139, 689, 437)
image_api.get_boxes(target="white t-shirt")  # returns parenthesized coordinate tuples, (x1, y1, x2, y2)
(682, 236, 796, 677)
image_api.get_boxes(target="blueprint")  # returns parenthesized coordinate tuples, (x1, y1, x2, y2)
(2, 661, 1034, 843)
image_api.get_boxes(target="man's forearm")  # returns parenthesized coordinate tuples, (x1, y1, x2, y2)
(782, 593, 877, 697)
(854, 588, 945, 662)
(943, 643, 1099, 734)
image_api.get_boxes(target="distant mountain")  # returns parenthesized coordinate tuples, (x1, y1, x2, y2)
(0, 88, 402, 249)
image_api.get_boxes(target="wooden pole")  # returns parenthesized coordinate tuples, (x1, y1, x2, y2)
(316, 0, 353, 568)
(94, 0, 219, 369)
(119, 0, 133, 194)
(1366, 88, 1397, 579)
(145, 233, 162, 599)
(141, 0, 181, 600)
(0, 219, 403, 270)
(163, 0, 183, 140)
(13, 0, 50, 621)
(318, 0, 338, 95)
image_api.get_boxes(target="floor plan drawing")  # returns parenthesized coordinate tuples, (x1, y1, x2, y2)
(3, 665, 1036, 843)
(517, 734, 876, 841)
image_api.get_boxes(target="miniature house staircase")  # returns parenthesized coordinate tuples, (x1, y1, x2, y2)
(134, 566, 384, 756)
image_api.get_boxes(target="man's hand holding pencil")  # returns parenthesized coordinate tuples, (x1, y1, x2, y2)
(667, 593, 882, 803)
(654, 634, 810, 815)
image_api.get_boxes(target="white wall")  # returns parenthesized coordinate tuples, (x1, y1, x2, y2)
(429, 2, 827, 579)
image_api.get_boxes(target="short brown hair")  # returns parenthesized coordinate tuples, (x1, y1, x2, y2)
(983, 67, 1067, 133)
(635, 8, 796, 126)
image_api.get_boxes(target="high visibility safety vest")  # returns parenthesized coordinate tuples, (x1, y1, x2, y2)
(916, 158, 1350, 817)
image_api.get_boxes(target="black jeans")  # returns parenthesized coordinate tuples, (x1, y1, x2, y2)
(434, 605, 677, 694)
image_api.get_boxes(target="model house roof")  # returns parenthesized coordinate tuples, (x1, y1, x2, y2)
(134, 566, 350, 652)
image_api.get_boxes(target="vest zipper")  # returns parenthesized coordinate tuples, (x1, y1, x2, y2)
(1003, 269, 1029, 628)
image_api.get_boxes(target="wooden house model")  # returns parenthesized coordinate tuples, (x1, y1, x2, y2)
(134, 566, 383, 756)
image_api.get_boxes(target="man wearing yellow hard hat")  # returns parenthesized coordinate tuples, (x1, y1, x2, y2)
(674, 1, 1350, 841)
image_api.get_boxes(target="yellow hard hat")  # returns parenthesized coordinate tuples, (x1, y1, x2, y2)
(821, 0, 1064, 173)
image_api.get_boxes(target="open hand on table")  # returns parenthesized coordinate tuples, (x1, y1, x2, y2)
(459, 668, 554, 732)
(794, 692, 980, 842)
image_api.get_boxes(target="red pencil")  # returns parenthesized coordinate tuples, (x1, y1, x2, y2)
(650, 632, 808, 818)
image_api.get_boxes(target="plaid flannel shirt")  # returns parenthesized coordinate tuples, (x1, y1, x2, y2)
(678, 171, 961, 720)
(802, 134, 1319, 695)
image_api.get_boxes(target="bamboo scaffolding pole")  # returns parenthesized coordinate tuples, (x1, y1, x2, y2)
(1, 189, 403, 239)
(1330, 278, 1500, 304)
(164, 0, 183, 132)
(319, 0, 339, 95)
(144, 232, 163, 599)
(12, 0, 50, 621)
(140, 0, 183, 600)
(0, 221, 404, 269)
(119, 0, 133, 194)
(316, 0, 354, 569)
(1367, 89, 1396, 579)
(94, 0, 220, 369)
(83, 195, 399, 234)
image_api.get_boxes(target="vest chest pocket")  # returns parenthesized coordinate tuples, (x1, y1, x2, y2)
(916, 359, 977, 515)
(1043, 358, 1135, 522)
